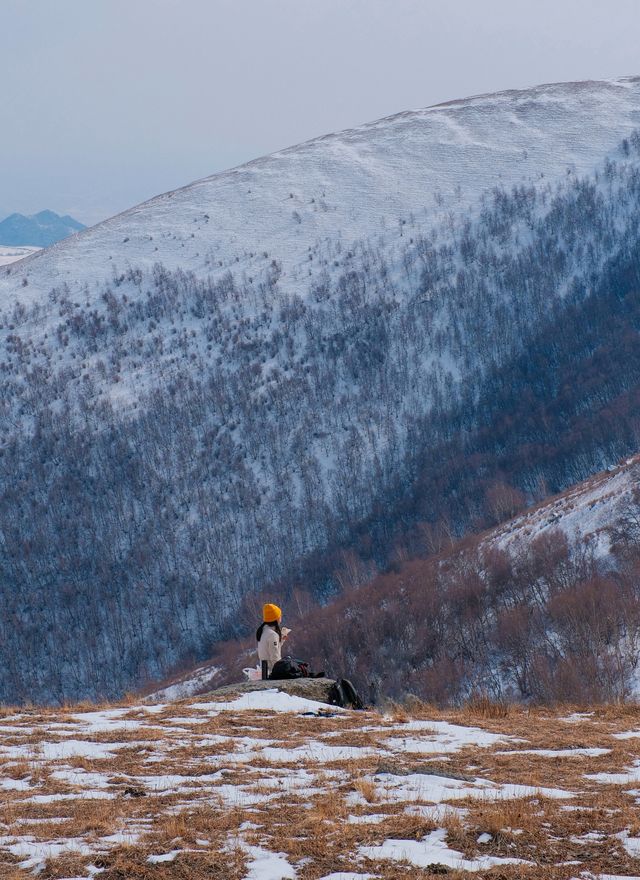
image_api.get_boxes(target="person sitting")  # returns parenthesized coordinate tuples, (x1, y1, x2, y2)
(256, 603, 289, 678)
(254, 606, 361, 706)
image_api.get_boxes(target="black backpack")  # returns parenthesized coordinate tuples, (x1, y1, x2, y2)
(328, 678, 365, 710)
(269, 657, 310, 680)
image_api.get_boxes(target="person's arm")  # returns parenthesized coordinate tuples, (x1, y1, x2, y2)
(266, 631, 281, 668)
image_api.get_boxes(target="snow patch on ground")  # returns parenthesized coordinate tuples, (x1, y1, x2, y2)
(352, 772, 575, 806)
(369, 719, 517, 752)
(0, 738, 131, 760)
(497, 748, 610, 758)
(242, 843, 297, 879)
(318, 875, 376, 880)
(195, 689, 346, 715)
(147, 849, 181, 863)
(0, 835, 93, 873)
(586, 760, 640, 785)
(360, 827, 530, 871)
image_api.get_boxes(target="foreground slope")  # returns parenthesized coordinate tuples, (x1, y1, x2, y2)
(2, 694, 640, 878)
(3, 78, 640, 704)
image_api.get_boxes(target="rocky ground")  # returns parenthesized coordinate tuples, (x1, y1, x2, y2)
(195, 678, 339, 704)
(2, 688, 640, 878)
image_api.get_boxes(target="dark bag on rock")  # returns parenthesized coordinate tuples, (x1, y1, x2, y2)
(269, 657, 310, 680)
(328, 678, 365, 710)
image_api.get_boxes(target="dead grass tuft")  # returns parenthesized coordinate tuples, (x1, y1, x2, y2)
(352, 776, 378, 803)
(441, 807, 467, 849)
(471, 796, 541, 841)
(40, 853, 94, 879)
(305, 787, 350, 823)
(0, 869, 26, 880)
(463, 693, 512, 720)
(93, 843, 246, 880)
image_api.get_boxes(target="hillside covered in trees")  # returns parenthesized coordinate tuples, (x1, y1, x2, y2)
(2, 79, 640, 703)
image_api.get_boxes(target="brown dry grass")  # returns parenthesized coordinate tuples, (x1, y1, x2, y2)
(462, 694, 512, 720)
(94, 845, 247, 880)
(5, 700, 640, 878)
(351, 775, 379, 804)
(40, 853, 96, 880)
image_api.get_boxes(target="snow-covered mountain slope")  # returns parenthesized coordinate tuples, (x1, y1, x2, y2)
(490, 454, 640, 557)
(3, 76, 640, 305)
(0, 245, 40, 267)
(4, 77, 640, 706)
(144, 661, 223, 701)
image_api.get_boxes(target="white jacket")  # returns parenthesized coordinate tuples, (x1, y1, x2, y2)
(257, 624, 281, 672)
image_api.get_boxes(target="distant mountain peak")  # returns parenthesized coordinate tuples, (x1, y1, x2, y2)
(0, 209, 86, 248)
(33, 209, 60, 221)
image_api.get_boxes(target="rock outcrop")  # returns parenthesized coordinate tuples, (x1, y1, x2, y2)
(202, 677, 338, 705)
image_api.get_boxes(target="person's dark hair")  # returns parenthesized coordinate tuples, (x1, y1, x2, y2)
(256, 620, 282, 642)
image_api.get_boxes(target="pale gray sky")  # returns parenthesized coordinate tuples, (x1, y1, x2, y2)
(2, 0, 639, 225)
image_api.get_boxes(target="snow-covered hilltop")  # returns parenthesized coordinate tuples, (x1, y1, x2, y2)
(3, 76, 640, 304)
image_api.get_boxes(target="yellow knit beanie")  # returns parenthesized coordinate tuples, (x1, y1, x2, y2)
(263, 603, 282, 623)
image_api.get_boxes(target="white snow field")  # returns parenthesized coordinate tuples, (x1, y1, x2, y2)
(2, 694, 640, 877)
(0, 245, 40, 267)
(2, 77, 640, 306)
